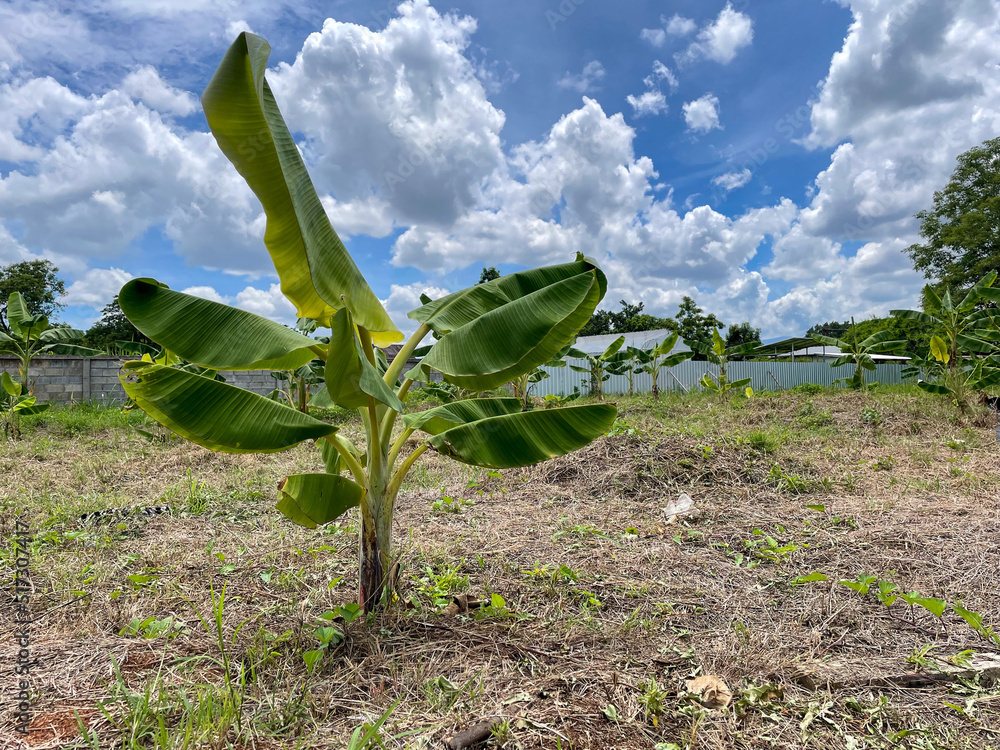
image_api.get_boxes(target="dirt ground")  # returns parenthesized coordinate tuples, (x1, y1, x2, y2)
(2, 387, 1000, 749)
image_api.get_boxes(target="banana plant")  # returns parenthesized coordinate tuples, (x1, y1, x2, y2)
(1, 372, 48, 439)
(918, 338, 1000, 408)
(634, 334, 693, 399)
(566, 335, 626, 400)
(510, 346, 571, 410)
(891, 271, 1000, 384)
(811, 317, 908, 390)
(118, 33, 616, 612)
(0, 292, 102, 392)
(694, 329, 754, 401)
(606, 347, 640, 396)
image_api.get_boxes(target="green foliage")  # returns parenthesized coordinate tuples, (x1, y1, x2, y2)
(0, 260, 66, 334)
(906, 136, 1000, 293)
(82, 296, 155, 351)
(477, 266, 500, 284)
(632, 332, 693, 399)
(579, 299, 672, 336)
(811, 317, 906, 390)
(674, 296, 724, 356)
(695, 328, 754, 401)
(567, 335, 626, 400)
(724, 321, 761, 357)
(117, 32, 616, 613)
(1, 371, 49, 439)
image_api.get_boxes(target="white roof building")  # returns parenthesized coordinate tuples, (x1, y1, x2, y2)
(571, 328, 690, 355)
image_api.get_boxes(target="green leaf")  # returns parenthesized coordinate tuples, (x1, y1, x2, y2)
(121, 361, 337, 453)
(276, 473, 365, 529)
(37, 327, 84, 345)
(915, 597, 946, 618)
(402, 398, 522, 436)
(917, 380, 951, 395)
(712, 328, 725, 357)
(201, 32, 400, 346)
(1, 372, 20, 397)
(957, 270, 997, 311)
(119, 279, 320, 370)
(43, 344, 104, 357)
(324, 308, 404, 412)
(427, 403, 617, 468)
(6, 292, 31, 337)
(602, 335, 626, 360)
(890, 309, 939, 326)
(956, 333, 994, 354)
(14, 400, 48, 416)
(409, 254, 606, 333)
(419, 270, 604, 390)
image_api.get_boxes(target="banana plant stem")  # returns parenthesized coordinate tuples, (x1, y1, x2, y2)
(386, 443, 428, 509)
(383, 323, 431, 387)
(387, 426, 415, 468)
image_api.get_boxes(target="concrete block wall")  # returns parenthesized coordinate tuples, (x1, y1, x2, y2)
(0, 354, 429, 405)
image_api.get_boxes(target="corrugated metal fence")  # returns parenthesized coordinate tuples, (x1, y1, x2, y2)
(531, 359, 909, 397)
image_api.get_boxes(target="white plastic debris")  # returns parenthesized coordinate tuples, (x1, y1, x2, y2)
(663, 493, 697, 524)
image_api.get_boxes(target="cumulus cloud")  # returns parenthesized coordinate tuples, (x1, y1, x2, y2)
(666, 15, 697, 37)
(677, 3, 754, 66)
(640, 14, 697, 46)
(639, 28, 666, 47)
(557, 61, 606, 94)
(121, 66, 197, 116)
(712, 168, 752, 192)
(61, 267, 133, 307)
(380, 282, 451, 336)
(627, 90, 668, 117)
(683, 94, 722, 133)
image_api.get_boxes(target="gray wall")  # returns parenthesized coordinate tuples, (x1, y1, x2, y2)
(0, 356, 280, 404)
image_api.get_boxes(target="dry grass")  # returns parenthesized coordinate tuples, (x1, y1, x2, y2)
(2, 387, 1000, 749)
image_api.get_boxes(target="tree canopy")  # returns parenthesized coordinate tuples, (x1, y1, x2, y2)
(579, 299, 672, 336)
(82, 296, 155, 351)
(905, 136, 1000, 295)
(0, 260, 66, 334)
(477, 267, 501, 284)
(674, 296, 723, 356)
(724, 321, 761, 358)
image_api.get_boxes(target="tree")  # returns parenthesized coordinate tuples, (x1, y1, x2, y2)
(578, 299, 673, 336)
(906, 136, 1000, 295)
(674, 296, 723, 357)
(850, 315, 930, 360)
(633, 333, 693, 399)
(477, 267, 500, 284)
(806, 321, 850, 339)
(0, 292, 101, 393)
(724, 322, 761, 358)
(119, 33, 616, 613)
(83, 296, 156, 351)
(567, 335, 627, 400)
(0, 260, 66, 334)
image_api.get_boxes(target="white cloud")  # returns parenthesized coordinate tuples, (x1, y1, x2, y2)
(677, 3, 754, 66)
(180, 285, 228, 303)
(234, 284, 298, 323)
(268, 0, 506, 227)
(627, 90, 668, 118)
(557, 61, 606, 94)
(712, 168, 752, 192)
(646, 60, 678, 92)
(121, 66, 197, 116)
(380, 281, 451, 336)
(683, 94, 722, 133)
(666, 15, 697, 37)
(61, 267, 133, 307)
(639, 28, 666, 47)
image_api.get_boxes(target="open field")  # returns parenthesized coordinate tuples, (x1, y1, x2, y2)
(2, 387, 1000, 749)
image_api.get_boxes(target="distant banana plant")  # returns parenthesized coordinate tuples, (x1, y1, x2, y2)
(694, 329, 755, 400)
(634, 333, 693, 399)
(1, 372, 48, 439)
(118, 33, 616, 612)
(567, 335, 626, 400)
(891, 272, 1000, 405)
(0, 292, 102, 393)
(810, 317, 907, 390)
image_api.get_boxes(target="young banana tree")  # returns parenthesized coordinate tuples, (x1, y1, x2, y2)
(566, 335, 625, 400)
(694, 329, 755, 401)
(607, 347, 641, 396)
(634, 333, 693, 399)
(918, 337, 1000, 408)
(0, 292, 102, 392)
(1, 372, 49, 439)
(891, 271, 1000, 384)
(811, 317, 908, 390)
(118, 33, 616, 612)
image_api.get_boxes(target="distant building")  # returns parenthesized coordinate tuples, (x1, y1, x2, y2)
(755, 337, 910, 362)
(571, 328, 689, 355)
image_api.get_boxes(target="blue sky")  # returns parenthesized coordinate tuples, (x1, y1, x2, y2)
(2, 0, 998, 337)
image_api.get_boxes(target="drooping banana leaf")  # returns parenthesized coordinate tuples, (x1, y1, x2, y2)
(402, 397, 521, 436)
(276, 473, 365, 529)
(119, 279, 321, 370)
(426, 403, 617, 468)
(324, 308, 404, 412)
(120, 361, 337, 453)
(202, 32, 400, 346)
(416, 271, 603, 390)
